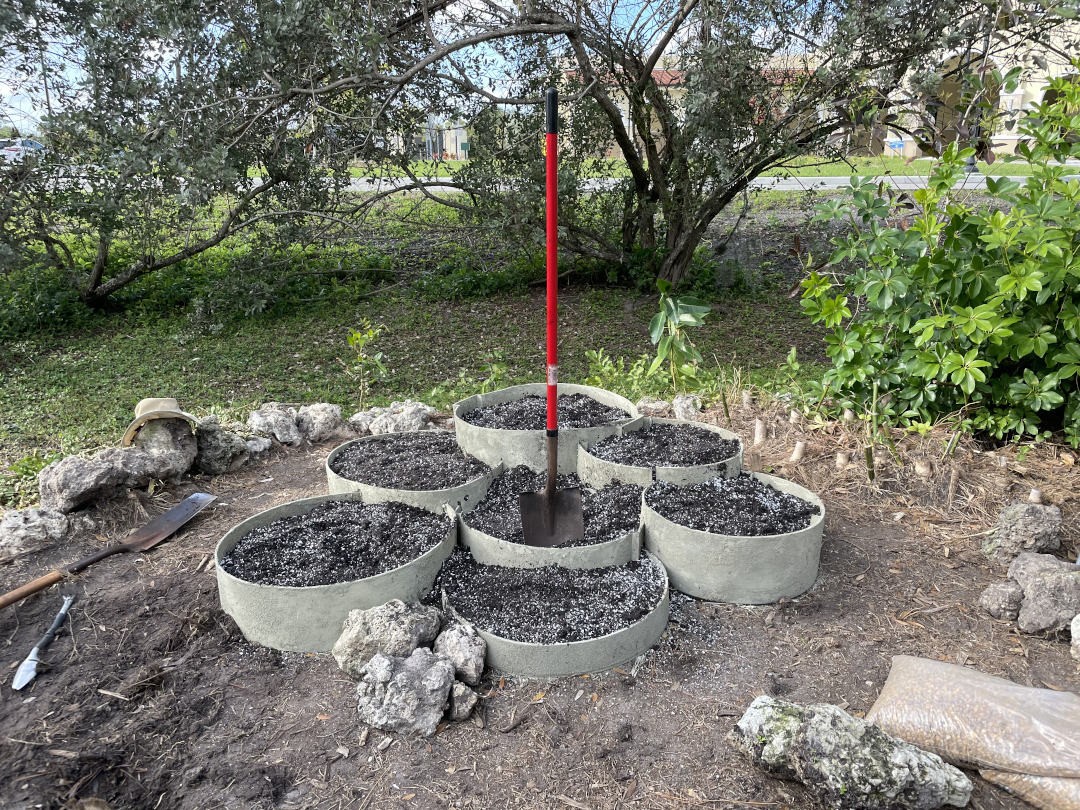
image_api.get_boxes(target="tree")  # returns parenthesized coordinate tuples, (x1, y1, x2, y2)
(441, 0, 1074, 285)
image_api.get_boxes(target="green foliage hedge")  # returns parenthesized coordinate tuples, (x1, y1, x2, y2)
(799, 69, 1080, 447)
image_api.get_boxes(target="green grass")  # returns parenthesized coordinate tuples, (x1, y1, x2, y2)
(0, 287, 826, 470)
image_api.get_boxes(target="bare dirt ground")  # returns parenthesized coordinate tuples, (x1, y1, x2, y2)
(1, 404, 1076, 810)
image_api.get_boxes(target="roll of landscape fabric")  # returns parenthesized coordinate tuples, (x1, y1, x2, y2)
(865, 655, 1080, 777)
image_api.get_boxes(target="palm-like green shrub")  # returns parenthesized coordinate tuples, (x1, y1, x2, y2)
(800, 68, 1080, 446)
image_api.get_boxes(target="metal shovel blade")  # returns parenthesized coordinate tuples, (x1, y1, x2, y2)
(519, 487, 585, 548)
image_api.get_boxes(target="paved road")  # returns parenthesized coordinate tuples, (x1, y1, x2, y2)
(348, 172, 1079, 195)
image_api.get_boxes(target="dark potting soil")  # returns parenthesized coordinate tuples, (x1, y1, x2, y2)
(587, 422, 740, 468)
(219, 500, 450, 587)
(645, 473, 820, 535)
(460, 393, 629, 429)
(463, 465, 643, 547)
(328, 431, 489, 489)
(437, 548, 665, 643)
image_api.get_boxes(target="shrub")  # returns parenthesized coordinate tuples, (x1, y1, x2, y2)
(798, 68, 1080, 447)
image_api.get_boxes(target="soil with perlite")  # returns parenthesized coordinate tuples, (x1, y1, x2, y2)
(219, 500, 451, 587)
(436, 550, 665, 644)
(646, 474, 820, 535)
(588, 422, 740, 467)
(459, 393, 629, 429)
(328, 432, 489, 490)
(462, 465, 642, 547)
(0, 425, 1071, 810)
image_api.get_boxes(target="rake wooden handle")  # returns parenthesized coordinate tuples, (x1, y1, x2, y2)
(0, 570, 65, 610)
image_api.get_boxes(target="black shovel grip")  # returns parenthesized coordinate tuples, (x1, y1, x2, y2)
(546, 88, 558, 134)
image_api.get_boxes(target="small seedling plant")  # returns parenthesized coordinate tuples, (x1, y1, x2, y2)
(649, 279, 712, 393)
(342, 318, 388, 411)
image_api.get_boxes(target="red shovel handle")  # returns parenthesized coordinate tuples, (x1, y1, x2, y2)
(545, 87, 558, 435)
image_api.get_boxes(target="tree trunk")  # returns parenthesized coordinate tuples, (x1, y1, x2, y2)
(658, 224, 708, 286)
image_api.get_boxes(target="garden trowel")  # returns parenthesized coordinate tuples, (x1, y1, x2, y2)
(519, 88, 586, 548)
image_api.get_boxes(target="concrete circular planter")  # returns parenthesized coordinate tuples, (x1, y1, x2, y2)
(641, 473, 824, 604)
(453, 384, 638, 475)
(577, 417, 743, 488)
(215, 493, 456, 652)
(453, 505, 642, 570)
(444, 556, 669, 678)
(325, 434, 502, 514)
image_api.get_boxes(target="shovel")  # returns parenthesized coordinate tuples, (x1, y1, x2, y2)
(0, 492, 215, 610)
(519, 88, 586, 548)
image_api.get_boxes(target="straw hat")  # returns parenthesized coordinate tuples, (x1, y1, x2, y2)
(121, 398, 199, 446)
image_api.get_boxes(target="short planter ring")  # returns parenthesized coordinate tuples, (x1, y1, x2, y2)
(325, 434, 502, 514)
(577, 417, 743, 488)
(453, 383, 638, 475)
(216, 493, 456, 652)
(641, 473, 824, 604)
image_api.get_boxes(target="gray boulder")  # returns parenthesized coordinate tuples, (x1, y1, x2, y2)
(1072, 615, 1080, 662)
(635, 397, 671, 417)
(731, 696, 971, 810)
(245, 436, 272, 455)
(296, 403, 349, 443)
(979, 580, 1024, 621)
(0, 508, 69, 556)
(247, 403, 302, 446)
(982, 503, 1062, 564)
(448, 681, 479, 722)
(433, 623, 486, 686)
(350, 400, 437, 435)
(672, 394, 702, 422)
(194, 416, 250, 476)
(333, 600, 441, 680)
(132, 418, 198, 482)
(1008, 551, 1078, 588)
(38, 447, 175, 513)
(1017, 569, 1080, 634)
(355, 649, 455, 737)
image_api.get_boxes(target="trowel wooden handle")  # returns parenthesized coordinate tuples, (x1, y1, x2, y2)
(0, 570, 64, 610)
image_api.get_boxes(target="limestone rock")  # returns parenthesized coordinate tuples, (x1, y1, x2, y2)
(355, 649, 455, 737)
(1073, 616, 1080, 662)
(1008, 551, 1078, 589)
(1016, 569, 1080, 634)
(297, 403, 349, 443)
(672, 394, 702, 422)
(731, 696, 971, 810)
(448, 681, 479, 722)
(635, 397, 671, 417)
(0, 508, 69, 556)
(349, 400, 437, 436)
(245, 436, 272, 455)
(433, 623, 486, 686)
(982, 503, 1062, 564)
(333, 600, 441, 680)
(132, 418, 198, 482)
(247, 403, 302, 446)
(38, 447, 174, 513)
(194, 416, 250, 476)
(979, 580, 1024, 621)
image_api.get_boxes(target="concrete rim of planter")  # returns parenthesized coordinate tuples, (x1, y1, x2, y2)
(642, 472, 824, 604)
(577, 417, 743, 488)
(453, 383, 639, 474)
(325, 434, 502, 513)
(443, 554, 670, 678)
(215, 493, 456, 653)
(453, 504, 642, 570)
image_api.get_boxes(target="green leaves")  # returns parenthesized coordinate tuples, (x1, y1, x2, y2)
(649, 280, 711, 392)
(794, 63, 1080, 446)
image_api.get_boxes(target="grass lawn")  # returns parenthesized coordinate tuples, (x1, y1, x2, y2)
(0, 287, 826, 470)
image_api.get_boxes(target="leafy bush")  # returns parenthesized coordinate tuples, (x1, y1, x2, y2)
(799, 69, 1080, 446)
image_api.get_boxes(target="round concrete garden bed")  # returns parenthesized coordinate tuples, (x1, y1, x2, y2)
(577, 417, 743, 488)
(216, 493, 456, 652)
(441, 552, 669, 678)
(325, 433, 501, 514)
(641, 473, 824, 604)
(453, 384, 638, 474)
